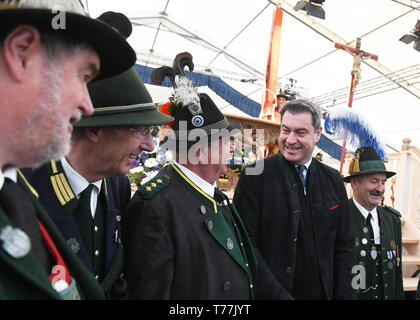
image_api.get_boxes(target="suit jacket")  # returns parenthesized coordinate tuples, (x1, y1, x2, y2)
(122, 163, 257, 300)
(349, 199, 403, 300)
(233, 153, 356, 300)
(0, 170, 104, 299)
(20, 160, 131, 298)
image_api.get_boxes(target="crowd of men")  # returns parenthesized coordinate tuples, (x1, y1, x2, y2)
(0, 0, 417, 300)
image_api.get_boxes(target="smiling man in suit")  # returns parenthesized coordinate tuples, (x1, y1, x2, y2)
(234, 99, 356, 300)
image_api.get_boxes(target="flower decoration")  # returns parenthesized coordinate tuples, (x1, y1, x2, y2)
(127, 142, 173, 190)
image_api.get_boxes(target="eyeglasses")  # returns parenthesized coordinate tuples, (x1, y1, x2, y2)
(128, 126, 153, 138)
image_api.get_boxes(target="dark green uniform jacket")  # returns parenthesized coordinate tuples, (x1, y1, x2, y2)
(20, 160, 131, 299)
(122, 163, 257, 299)
(0, 170, 105, 300)
(349, 198, 404, 300)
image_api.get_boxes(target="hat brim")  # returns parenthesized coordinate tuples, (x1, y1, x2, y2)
(73, 105, 174, 128)
(163, 122, 242, 150)
(0, 9, 136, 80)
(343, 169, 396, 182)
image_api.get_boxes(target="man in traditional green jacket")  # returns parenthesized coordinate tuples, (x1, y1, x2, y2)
(0, 0, 135, 299)
(344, 146, 404, 300)
(122, 53, 257, 299)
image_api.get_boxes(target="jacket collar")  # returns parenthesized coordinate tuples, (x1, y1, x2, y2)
(169, 162, 218, 213)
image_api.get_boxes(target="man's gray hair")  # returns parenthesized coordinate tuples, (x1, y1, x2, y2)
(279, 99, 322, 131)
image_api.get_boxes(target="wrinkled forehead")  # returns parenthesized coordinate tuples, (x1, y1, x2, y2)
(281, 110, 315, 129)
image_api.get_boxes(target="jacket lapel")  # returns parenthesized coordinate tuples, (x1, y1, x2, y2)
(277, 154, 301, 235)
(169, 164, 248, 270)
(0, 200, 59, 299)
(229, 203, 258, 274)
(17, 169, 105, 300)
(204, 211, 248, 271)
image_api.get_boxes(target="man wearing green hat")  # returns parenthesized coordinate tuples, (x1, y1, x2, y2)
(122, 54, 257, 299)
(0, 0, 136, 299)
(21, 66, 173, 299)
(344, 146, 403, 300)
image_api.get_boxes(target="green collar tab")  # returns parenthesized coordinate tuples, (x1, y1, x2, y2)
(138, 175, 170, 199)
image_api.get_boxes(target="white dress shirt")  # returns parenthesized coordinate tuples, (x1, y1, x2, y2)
(353, 198, 381, 245)
(0, 167, 18, 191)
(172, 160, 216, 198)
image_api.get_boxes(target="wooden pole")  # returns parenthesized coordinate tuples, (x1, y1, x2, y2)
(334, 38, 378, 174)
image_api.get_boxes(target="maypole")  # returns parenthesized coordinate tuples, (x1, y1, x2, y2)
(333, 37, 378, 174)
(260, 5, 283, 121)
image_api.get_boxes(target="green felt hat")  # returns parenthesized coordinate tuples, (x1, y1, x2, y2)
(343, 146, 396, 182)
(74, 67, 173, 127)
(0, 0, 136, 80)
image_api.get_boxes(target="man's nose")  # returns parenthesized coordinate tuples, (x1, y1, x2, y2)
(140, 133, 155, 153)
(79, 85, 94, 116)
(286, 132, 298, 144)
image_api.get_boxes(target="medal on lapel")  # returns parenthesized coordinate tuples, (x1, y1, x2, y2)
(0, 225, 31, 259)
(370, 245, 377, 260)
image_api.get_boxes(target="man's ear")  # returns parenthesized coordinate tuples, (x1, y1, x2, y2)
(314, 126, 322, 143)
(2, 25, 41, 81)
(84, 127, 100, 143)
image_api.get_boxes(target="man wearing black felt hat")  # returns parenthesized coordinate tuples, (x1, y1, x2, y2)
(122, 52, 257, 299)
(0, 1, 136, 299)
(344, 146, 404, 300)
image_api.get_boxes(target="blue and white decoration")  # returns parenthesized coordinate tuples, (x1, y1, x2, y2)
(192, 115, 204, 127)
(324, 106, 387, 161)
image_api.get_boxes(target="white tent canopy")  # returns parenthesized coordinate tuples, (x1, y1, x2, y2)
(85, 0, 420, 151)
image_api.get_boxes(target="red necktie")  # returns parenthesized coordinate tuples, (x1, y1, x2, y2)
(37, 219, 71, 290)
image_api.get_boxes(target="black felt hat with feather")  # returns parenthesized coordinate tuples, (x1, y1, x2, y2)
(151, 52, 241, 150)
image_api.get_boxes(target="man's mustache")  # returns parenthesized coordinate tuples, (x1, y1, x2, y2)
(370, 190, 384, 197)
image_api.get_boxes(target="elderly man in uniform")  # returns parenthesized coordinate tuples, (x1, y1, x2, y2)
(122, 54, 257, 299)
(0, 0, 136, 299)
(22, 66, 173, 299)
(344, 146, 403, 300)
(234, 99, 355, 300)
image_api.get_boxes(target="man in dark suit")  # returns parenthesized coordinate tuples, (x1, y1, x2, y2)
(344, 146, 403, 300)
(234, 99, 355, 300)
(22, 67, 173, 299)
(0, 0, 135, 299)
(122, 54, 257, 299)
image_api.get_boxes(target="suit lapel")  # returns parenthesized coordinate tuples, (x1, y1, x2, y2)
(229, 203, 258, 274)
(169, 164, 249, 270)
(17, 168, 105, 300)
(0, 197, 59, 299)
(204, 211, 248, 271)
(349, 198, 366, 224)
(277, 154, 301, 235)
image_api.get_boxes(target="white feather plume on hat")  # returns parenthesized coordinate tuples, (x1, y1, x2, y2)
(173, 76, 202, 115)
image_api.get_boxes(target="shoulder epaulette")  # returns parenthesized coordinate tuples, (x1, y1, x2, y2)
(383, 205, 402, 218)
(138, 175, 170, 199)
